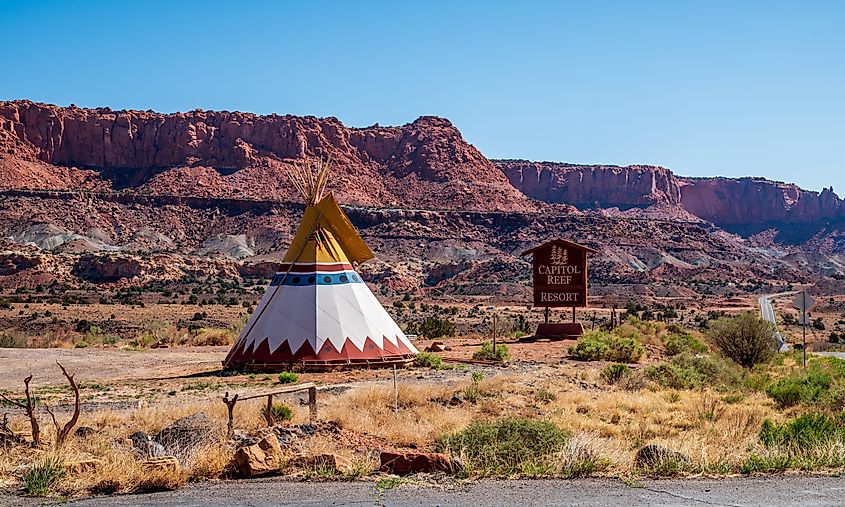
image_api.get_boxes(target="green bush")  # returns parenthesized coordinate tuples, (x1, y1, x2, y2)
(511, 314, 531, 337)
(277, 371, 298, 384)
(645, 352, 741, 390)
(0, 331, 27, 348)
(766, 367, 832, 408)
(24, 456, 65, 496)
(261, 402, 293, 423)
(473, 342, 510, 362)
(74, 319, 100, 335)
(645, 362, 703, 389)
(435, 419, 570, 475)
(706, 313, 777, 368)
(414, 316, 456, 339)
(759, 413, 845, 448)
(463, 371, 485, 403)
(415, 352, 447, 369)
(569, 330, 644, 363)
(600, 363, 630, 385)
(663, 332, 707, 356)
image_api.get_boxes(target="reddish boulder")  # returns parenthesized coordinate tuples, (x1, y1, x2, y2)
(379, 451, 458, 476)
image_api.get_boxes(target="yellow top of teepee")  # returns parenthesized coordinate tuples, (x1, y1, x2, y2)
(282, 158, 373, 264)
(282, 193, 373, 264)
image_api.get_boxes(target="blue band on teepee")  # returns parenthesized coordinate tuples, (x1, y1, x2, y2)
(269, 271, 363, 287)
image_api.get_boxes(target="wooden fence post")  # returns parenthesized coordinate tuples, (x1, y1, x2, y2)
(265, 394, 274, 426)
(222, 392, 239, 439)
(308, 387, 317, 422)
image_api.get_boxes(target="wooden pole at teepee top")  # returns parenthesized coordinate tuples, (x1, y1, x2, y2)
(287, 156, 333, 206)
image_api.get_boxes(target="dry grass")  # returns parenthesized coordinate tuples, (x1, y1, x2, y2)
(4, 357, 845, 498)
(324, 382, 473, 446)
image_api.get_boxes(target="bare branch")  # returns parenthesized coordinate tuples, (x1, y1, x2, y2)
(22, 375, 39, 448)
(46, 361, 81, 448)
(0, 393, 27, 410)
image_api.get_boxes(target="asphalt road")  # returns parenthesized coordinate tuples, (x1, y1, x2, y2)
(759, 292, 793, 351)
(4, 476, 834, 507)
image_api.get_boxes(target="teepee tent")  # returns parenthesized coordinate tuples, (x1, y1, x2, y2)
(224, 159, 417, 370)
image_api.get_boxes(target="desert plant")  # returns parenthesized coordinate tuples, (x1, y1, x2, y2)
(415, 352, 447, 369)
(600, 363, 630, 384)
(645, 361, 703, 389)
(663, 332, 707, 356)
(766, 367, 832, 408)
(568, 330, 644, 363)
(23, 456, 65, 496)
(0, 331, 27, 348)
(706, 313, 777, 368)
(511, 314, 531, 337)
(464, 371, 485, 403)
(435, 419, 571, 475)
(74, 319, 100, 334)
(417, 316, 456, 339)
(277, 372, 298, 384)
(759, 413, 845, 448)
(261, 402, 293, 424)
(472, 342, 510, 362)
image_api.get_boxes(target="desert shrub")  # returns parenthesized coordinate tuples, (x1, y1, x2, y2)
(473, 342, 510, 362)
(277, 372, 298, 384)
(534, 389, 557, 403)
(75, 319, 100, 334)
(645, 362, 703, 389)
(706, 313, 777, 368)
(759, 413, 845, 448)
(261, 402, 293, 423)
(569, 330, 644, 363)
(0, 331, 27, 348)
(766, 367, 832, 408)
(511, 314, 531, 337)
(416, 316, 456, 339)
(671, 352, 742, 387)
(600, 363, 630, 385)
(645, 352, 741, 390)
(24, 456, 65, 496)
(415, 352, 447, 369)
(463, 371, 485, 403)
(663, 332, 707, 356)
(189, 328, 234, 346)
(435, 419, 571, 475)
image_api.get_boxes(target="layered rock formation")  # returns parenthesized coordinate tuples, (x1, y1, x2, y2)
(0, 101, 531, 211)
(497, 159, 845, 233)
(677, 177, 843, 229)
(2, 100, 843, 247)
(497, 160, 681, 209)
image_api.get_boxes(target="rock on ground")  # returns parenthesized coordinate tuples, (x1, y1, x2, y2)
(234, 435, 283, 478)
(379, 451, 458, 476)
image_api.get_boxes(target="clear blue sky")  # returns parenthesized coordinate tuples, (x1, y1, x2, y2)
(2, 1, 843, 192)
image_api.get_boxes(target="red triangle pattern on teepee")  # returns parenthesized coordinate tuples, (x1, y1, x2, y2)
(225, 335, 415, 367)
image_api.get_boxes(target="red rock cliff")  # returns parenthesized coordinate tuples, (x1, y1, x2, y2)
(678, 177, 843, 226)
(496, 160, 682, 209)
(0, 101, 532, 211)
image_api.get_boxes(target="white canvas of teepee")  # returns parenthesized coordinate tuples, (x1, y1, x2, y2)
(224, 159, 417, 369)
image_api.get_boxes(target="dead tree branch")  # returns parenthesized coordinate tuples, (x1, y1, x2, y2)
(42, 361, 81, 448)
(0, 374, 40, 448)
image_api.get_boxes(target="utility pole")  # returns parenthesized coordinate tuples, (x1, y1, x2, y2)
(802, 292, 807, 369)
(492, 313, 498, 352)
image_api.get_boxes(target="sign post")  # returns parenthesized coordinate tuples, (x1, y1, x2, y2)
(521, 239, 597, 340)
(792, 291, 815, 369)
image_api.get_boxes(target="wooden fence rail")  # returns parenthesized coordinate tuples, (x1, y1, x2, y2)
(222, 382, 317, 438)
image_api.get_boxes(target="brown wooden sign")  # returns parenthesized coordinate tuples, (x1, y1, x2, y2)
(521, 239, 597, 308)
